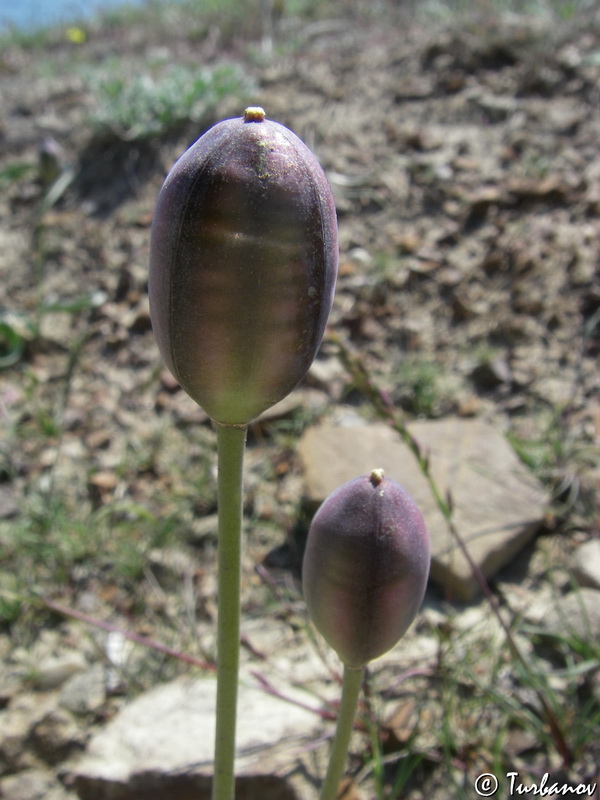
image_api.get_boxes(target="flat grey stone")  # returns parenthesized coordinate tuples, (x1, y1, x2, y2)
(68, 674, 321, 800)
(298, 419, 549, 601)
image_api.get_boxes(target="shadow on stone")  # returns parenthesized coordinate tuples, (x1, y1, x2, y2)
(72, 771, 298, 800)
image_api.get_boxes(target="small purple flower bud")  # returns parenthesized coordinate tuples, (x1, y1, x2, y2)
(302, 469, 430, 669)
(149, 107, 338, 425)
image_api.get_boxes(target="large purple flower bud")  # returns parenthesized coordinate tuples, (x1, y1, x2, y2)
(149, 107, 338, 425)
(302, 469, 430, 670)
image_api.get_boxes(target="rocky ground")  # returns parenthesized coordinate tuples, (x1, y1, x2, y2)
(0, 2, 599, 799)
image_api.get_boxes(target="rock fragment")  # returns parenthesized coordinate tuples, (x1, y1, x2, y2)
(298, 418, 550, 601)
(68, 674, 321, 800)
(572, 539, 600, 591)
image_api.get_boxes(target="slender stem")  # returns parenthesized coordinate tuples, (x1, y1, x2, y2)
(320, 666, 364, 800)
(213, 422, 248, 800)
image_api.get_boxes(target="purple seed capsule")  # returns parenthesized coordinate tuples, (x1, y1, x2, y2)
(302, 469, 430, 669)
(149, 107, 338, 425)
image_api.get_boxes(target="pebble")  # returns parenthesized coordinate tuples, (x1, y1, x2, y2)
(0, 767, 76, 800)
(572, 538, 600, 590)
(59, 664, 106, 715)
(543, 587, 600, 643)
(33, 654, 87, 691)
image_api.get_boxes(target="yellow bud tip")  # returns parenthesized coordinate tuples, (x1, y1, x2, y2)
(244, 106, 266, 123)
(369, 468, 385, 487)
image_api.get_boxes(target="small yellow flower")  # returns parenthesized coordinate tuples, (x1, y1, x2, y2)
(65, 27, 86, 44)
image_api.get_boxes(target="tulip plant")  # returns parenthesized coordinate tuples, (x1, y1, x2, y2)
(149, 106, 430, 799)
(303, 469, 430, 800)
(149, 107, 338, 800)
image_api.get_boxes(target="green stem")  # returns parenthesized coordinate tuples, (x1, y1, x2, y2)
(213, 422, 248, 800)
(320, 666, 364, 800)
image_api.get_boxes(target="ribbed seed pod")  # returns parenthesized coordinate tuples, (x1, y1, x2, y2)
(302, 469, 430, 670)
(149, 107, 338, 425)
